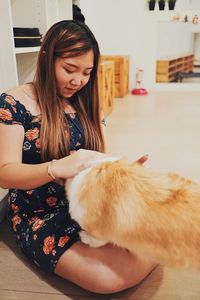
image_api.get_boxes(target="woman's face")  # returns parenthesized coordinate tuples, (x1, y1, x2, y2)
(54, 50, 94, 100)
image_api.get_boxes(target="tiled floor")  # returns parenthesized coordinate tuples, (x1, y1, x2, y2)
(106, 91, 200, 182)
(1, 91, 200, 299)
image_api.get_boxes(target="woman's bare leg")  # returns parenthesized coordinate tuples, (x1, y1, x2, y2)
(55, 241, 157, 294)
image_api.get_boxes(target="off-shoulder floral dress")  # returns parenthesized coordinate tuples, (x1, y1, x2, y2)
(0, 93, 85, 273)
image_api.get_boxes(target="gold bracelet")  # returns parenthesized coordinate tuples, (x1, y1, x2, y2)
(47, 159, 57, 181)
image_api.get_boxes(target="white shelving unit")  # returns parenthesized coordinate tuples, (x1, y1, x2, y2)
(0, 0, 72, 220)
(0, 0, 72, 91)
(0, 0, 18, 92)
(15, 46, 41, 54)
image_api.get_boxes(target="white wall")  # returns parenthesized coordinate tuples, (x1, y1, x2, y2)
(79, 0, 200, 91)
(156, 22, 194, 58)
(194, 33, 200, 61)
(0, 72, 3, 92)
(80, 0, 154, 90)
(176, 0, 200, 10)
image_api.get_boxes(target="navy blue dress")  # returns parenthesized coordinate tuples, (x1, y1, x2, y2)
(0, 93, 84, 273)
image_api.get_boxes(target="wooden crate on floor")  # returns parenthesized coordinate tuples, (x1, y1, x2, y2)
(101, 55, 129, 97)
(98, 60, 115, 117)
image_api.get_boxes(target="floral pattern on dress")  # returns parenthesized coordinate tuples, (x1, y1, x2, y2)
(0, 93, 83, 273)
(0, 108, 13, 121)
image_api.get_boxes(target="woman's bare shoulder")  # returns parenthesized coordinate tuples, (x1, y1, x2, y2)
(7, 84, 35, 101)
(6, 85, 24, 98)
(6, 83, 40, 115)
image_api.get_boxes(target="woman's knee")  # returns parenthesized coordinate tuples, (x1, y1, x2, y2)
(89, 261, 157, 294)
(54, 242, 157, 294)
(87, 272, 133, 294)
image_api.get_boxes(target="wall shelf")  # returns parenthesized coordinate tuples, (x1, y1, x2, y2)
(15, 46, 40, 54)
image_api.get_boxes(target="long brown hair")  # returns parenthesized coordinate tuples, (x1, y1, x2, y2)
(34, 20, 105, 161)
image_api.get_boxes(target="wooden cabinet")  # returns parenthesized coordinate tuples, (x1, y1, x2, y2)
(156, 54, 194, 82)
(98, 61, 115, 117)
(0, 0, 72, 92)
(101, 55, 129, 97)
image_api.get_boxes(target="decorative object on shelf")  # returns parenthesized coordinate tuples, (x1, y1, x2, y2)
(148, 0, 156, 11)
(168, 0, 176, 10)
(172, 13, 180, 21)
(192, 15, 199, 24)
(158, 0, 165, 10)
(184, 15, 188, 22)
(131, 69, 148, 95)
(13, 27, 42, 47)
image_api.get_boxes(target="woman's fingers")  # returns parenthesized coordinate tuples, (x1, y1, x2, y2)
(135, 154, 149, 165)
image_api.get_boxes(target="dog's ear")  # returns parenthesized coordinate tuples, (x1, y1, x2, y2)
(131, 154, 149, 166)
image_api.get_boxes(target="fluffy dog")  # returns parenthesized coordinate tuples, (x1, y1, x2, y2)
(66, 157, 200, 270)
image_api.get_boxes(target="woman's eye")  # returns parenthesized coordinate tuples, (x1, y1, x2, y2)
(84, 72, 91, 76)
(64, 68, 74, 74)
(64, 67, 91, 76)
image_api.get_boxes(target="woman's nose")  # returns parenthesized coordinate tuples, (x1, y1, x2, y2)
(71, 77, 82, 86)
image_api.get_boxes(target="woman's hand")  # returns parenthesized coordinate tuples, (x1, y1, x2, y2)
(51, 150, 149, 181)
(51, 149, 106, 180)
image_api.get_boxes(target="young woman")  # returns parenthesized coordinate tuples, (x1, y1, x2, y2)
(0, 20, 156, 294)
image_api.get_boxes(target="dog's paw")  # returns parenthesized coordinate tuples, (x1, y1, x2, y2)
(79, 230, 107, 248)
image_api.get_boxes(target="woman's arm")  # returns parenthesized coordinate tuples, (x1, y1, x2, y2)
(0, 124, 106, 190)
(0, 123, 54, 189)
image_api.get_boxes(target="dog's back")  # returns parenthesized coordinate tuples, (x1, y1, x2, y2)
(67, 159, 200, 269)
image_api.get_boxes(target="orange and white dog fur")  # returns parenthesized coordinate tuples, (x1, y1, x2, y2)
(66, 156, 200, 270)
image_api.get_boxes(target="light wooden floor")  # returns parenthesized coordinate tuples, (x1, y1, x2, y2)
(1, 91, 200, 300)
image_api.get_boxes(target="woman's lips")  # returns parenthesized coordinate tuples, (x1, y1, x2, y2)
(66, 87, 78, 92)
